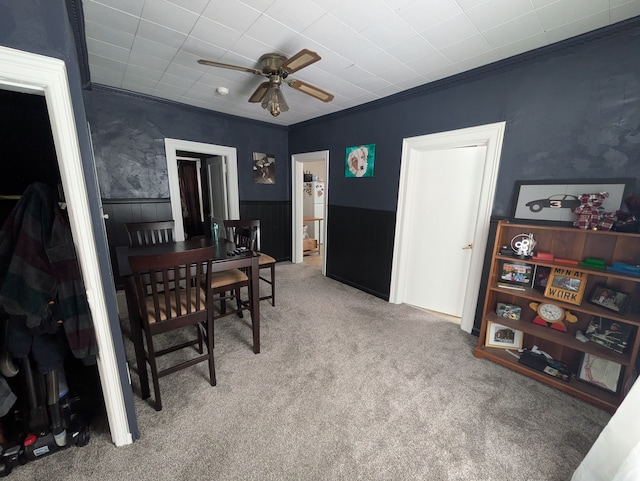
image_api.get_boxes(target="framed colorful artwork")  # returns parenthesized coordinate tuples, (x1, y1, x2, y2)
(345, 144, 375, 178)
(498, 261, 533, 288)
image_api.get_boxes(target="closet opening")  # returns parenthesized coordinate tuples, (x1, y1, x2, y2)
(0, 89, 105, 470)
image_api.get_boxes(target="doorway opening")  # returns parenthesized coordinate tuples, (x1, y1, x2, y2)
(174, 151, 229, 240)
(291, 151, 329, 274)
(164, 139, 239, 241)
(390, 122, 506, 333)
(302, 160, 325, 270)
(0, 45, 133, 446)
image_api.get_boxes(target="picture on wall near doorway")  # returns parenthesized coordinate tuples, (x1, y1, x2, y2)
(345, 144, 375, 178)
(253, 152, 276, 184)
(509, 179, 632, 225)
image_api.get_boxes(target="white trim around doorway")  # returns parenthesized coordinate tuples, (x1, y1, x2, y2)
(291, 150, 329, 272)
(164, 139, 239, 241)
(0, 45, 133, 446)
(390, 122, 506, 333)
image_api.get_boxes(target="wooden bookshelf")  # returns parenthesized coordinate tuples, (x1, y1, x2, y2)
(474, 220, 640, 413)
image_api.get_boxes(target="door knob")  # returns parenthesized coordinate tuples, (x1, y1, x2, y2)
(462, 243, 473, 250)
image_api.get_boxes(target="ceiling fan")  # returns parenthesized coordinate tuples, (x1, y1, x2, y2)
(198, 48, 334, 117)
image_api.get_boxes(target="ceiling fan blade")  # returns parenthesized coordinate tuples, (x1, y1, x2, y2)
(280, 49, 321, 74)
(197, 59, 264, 76)
(248, 82, 271, 103)
(287, 79, 334, 102)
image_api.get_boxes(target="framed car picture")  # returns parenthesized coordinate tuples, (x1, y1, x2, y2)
(509, 179, 632, 225)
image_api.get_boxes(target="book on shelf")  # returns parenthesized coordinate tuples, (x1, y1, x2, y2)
(532, 252, 554, 262)
(555, 258, 579, 266)
(497, 282, 526, 291)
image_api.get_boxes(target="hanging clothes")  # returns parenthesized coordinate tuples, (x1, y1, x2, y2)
(0, 182, 97, 366)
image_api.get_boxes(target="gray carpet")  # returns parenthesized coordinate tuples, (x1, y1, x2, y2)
(9, 263, 610, 480)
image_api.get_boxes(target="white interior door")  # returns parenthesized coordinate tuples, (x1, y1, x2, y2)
(402, 146, 486, 317)
(390, 122, 505, 333)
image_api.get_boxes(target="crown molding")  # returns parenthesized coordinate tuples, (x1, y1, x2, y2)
(66, 0, 90, 89)
(292, 15, 640, 129)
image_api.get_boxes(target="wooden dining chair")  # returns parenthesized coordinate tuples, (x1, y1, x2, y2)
(129, 246, 216, 411)
(224, 219, 276, 306)
(126, 220, 175, 247)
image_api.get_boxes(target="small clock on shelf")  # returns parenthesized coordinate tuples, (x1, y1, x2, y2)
(529, 302, 578, 332)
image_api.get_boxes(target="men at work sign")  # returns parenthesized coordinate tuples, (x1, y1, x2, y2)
(543, 267, 588, 306)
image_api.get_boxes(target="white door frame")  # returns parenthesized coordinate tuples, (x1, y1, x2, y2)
(390, 122, 506, 333)
(0, 46, 133, 446)
(164, 139, 239, 241)
(291, 151, 329, 271)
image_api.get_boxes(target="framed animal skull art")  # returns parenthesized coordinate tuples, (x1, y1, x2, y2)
(345, 144, 375, 178)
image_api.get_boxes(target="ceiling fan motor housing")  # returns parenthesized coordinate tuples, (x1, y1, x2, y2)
(259, 53, 288, 77)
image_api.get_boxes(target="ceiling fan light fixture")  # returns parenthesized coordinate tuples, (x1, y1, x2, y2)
(261, 84, 289, 117)
(199, 48, 331, 115)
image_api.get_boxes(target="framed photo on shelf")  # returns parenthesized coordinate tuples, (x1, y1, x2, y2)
(585, 316, 633, 353)
(543, 267, 588, 306)
(578, 353, 623, 393)
(589, 285, 629, 314)
(485, 321, 524, 349)
(509, 178, 632, 226)
(533, 265, 552, 292)
(496, 302, 522, 320)
(498, 261, 533, 287)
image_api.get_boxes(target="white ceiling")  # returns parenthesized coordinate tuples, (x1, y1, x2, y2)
(83, 0, 640, 126)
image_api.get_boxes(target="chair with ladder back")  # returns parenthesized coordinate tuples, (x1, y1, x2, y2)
(129, 246, 216, 411)
(125, 220, 175, 247)
(223, 219, 276, 306)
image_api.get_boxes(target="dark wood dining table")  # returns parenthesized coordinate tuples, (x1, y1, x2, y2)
(116, 238, 260, 400)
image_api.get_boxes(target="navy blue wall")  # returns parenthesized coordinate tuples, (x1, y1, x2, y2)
(289, 19, 640, 215)
(286, 19, 640, 299)
(79, 18, 640, 301)
(83, 87, 289, 202)
(0, 0, 70, 58)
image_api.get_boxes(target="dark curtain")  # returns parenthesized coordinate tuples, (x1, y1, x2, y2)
(177, 160, 203, 238)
